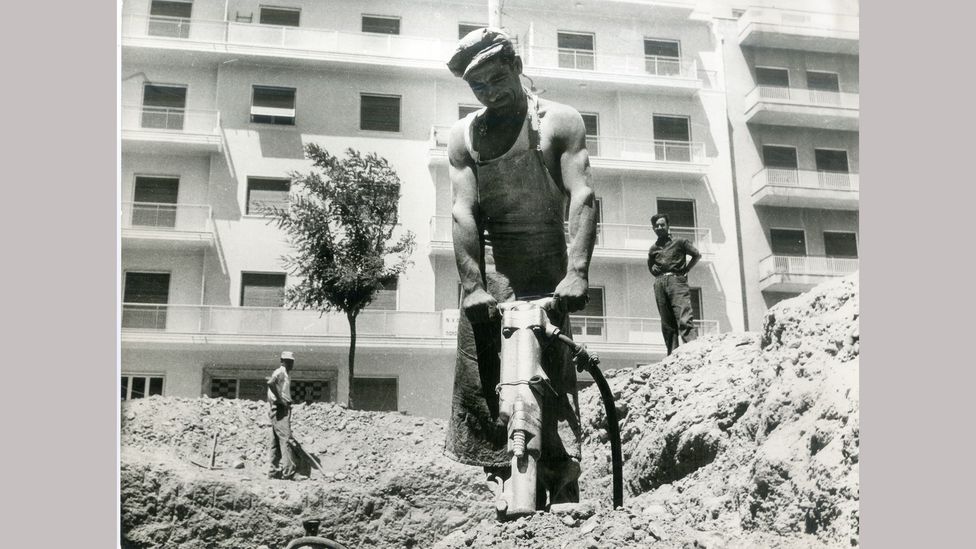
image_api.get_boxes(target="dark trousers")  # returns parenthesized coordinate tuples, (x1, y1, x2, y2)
(269, 405, 296, 478)
(653, 274, 698, 355)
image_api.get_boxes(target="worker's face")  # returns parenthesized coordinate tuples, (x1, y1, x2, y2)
(464, 57, 524, 111)
(282, 359, 294, 371)
(653, 218, 669, 238)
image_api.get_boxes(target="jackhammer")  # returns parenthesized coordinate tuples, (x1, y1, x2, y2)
(494, 297, 624, 520)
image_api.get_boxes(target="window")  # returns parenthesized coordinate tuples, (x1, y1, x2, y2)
(458, 104, 481, 119)
(122, 375, 164, 400)
(815, 149, 849, 172)
(653, 115, 691, 161)
(644, 39, 680, 75)
(259, 6, 300, 27)
(770, 229, 807, 256)
(210, 378, 331, 403)
(148, 0, 192, 38)
(571, 286, 605, 339)
(806, 71, 840, 92)
(352, 377, 398, 411)
(366, 279, 398, 310)
(762, 145, 798, 169)
(122, 272, 170, 329)
(132, 176, 179, 228)
(362, 15, 400, 35)
(690, 288, 703, 322)
(580, 113, 599, 156)
(241, 273, 286, 307)
(360, 94, 401, 132)
(251, 86, 296, 125)
(755, 67, 790, 87)
(557, 31, 595, 70)
(246, 177, 290, 214)
(458, 23, 484, 39)
(656, 199, 696, 229)
(824, 232, 858, 258)
(142, 83, 187, 130)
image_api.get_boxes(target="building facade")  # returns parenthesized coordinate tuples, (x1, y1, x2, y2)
(120, 0, 857, 417)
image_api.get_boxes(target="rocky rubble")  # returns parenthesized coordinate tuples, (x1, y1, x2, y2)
(121, 275, 858, 548)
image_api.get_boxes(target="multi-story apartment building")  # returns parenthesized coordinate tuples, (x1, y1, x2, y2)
(120, 0, 856, 417)
(717, 0, 860, 329)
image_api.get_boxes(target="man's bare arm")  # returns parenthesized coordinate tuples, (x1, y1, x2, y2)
(448, 120, 496, 323)
(682, 240, 701, 275)
(553, 108, 598, 313)
(267, 375, 290, 407)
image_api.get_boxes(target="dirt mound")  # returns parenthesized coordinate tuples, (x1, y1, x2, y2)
(121, 275, 858, 549)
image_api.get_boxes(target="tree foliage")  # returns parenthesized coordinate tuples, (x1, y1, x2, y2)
(268, 144, 416, 407)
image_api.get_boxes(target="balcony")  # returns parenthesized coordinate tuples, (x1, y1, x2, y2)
(121, 305, 457, 349)
(744, 86, 859, 131)
(758, 255, 858, 293)
(121, 14, 456, 75)
(738, 7, 859, 55)
(121, 105, 222, 154)
(429, 216, 714, 261)
(569, 316, 720, 356)
(752, 168, 859, 210)
(120, 303, 718, 358)
(518, 44, 709, 95)
(429, 127, 709, 179)
(121, 202, 216, 250)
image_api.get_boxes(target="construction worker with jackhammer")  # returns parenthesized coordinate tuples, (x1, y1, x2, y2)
(441, 28, 599, 510)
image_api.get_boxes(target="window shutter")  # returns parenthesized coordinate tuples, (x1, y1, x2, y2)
(824, 232, 858, 258)
(656, 199, 696, 228)
(756, 67, 790, 87)
(143, 84, 187, 109)
(815, 149, 849, 172)
(241, 273, 287, 307)
(150, 0, 192, 18)
(360, 95, 401, 132)
(247, 178, 290, 214)
(124, 272, 171, 303)
(133, 176, 179, 204)
(260, 7, 300, 27)
(558, 32, 594, 51)
(762, 145, 799, 169)
(644, 39, 679, 58)
(653, 115, 690, 142)
(362, 16, 400, 35)
(770, 229, 807, 256)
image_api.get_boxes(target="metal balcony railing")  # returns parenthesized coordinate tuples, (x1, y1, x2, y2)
(752, 168, 859, 193)
(758, 255, 859, 280)
(746, 86, 860, 110)
(521, 44, 701, 79)
(122, 14, 457, 63)
(430, 216, 713, 255)
(121, 105, 221, 135)
(739, 7, 860, 34)
(121, 202, 213, 232)
(120, 304, 449, 336)
(569, 315, 720, 343)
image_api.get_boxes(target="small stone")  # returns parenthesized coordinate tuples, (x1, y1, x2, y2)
(232, 460, 245, 469)
(561, 515, 577, 527)
(580, 517, 599, 535)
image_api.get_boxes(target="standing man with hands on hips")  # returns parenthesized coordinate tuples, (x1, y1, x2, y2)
(648, 213, 701, 355)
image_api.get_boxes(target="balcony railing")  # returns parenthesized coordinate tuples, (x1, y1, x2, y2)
(521, 44, 700, 79)
(121, 303, 719, 347)
(588, 137, 707, 164)
(430, 216, 713, 255)
(121, 202, 213, 232)
(121, 105, 221, 135)
(569, 315, 720, 344)
(121, 304, 450, 336)
(758, 255, 859, 281)
(746, 86, 859, 110)
(123, 14, 457, 64)
(739, 7, 860, 34)
(752, 168, 859, 193)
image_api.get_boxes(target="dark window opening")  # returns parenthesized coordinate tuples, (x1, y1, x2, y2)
(815, 149, 849, 172)
(806, 71, 840, 92)
(824, 232, 858, 258)
(644, 39, 680, 75)
(580, 113, 599, 155)
(571, 286, 605, 338)
(122, 375, 165, 400)
(260, 7, 300, 27)
(690, 288, 703, 321)
(653, 115, 691, 161)
(762, 145, 799, 169)
(148, 0, 192, 37)
(241, 273, 287, 307)
(360, 94, 401, 132)
(362, 15, 400, 35)
(142, 84, 187, 129)
(557, 32, 595, 70)
(123, 272, 170, 329)
(352, 378, 398, 411)
(756, 67, 790, 87)
(656, 199, 696, 229)
(251, 86, 296, 125)
(132, 176, 179, 228)
(770, 229, 807, 256)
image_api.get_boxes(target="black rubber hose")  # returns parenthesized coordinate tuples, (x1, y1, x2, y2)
(553, 332, 624, 510)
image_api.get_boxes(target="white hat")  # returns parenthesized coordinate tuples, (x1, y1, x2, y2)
(280, 351, 295, 361)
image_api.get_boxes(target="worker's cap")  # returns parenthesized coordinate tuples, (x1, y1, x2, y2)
(447, 27, 518, 79)
(280, 351, 295, 361)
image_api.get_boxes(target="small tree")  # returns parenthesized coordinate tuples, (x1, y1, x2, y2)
(268, 144, 416, 409)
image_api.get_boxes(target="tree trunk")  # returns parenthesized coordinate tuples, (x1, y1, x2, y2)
(347, 311, 357, 409)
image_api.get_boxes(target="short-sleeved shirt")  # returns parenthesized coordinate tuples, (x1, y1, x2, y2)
(267, 365, 290, 405)
(647, 236, 699, 276)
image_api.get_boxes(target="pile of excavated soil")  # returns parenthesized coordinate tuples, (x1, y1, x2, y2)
(121, 275, 858, 549)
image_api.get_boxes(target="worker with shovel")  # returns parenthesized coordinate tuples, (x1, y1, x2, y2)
(267, 351, 297, 480)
